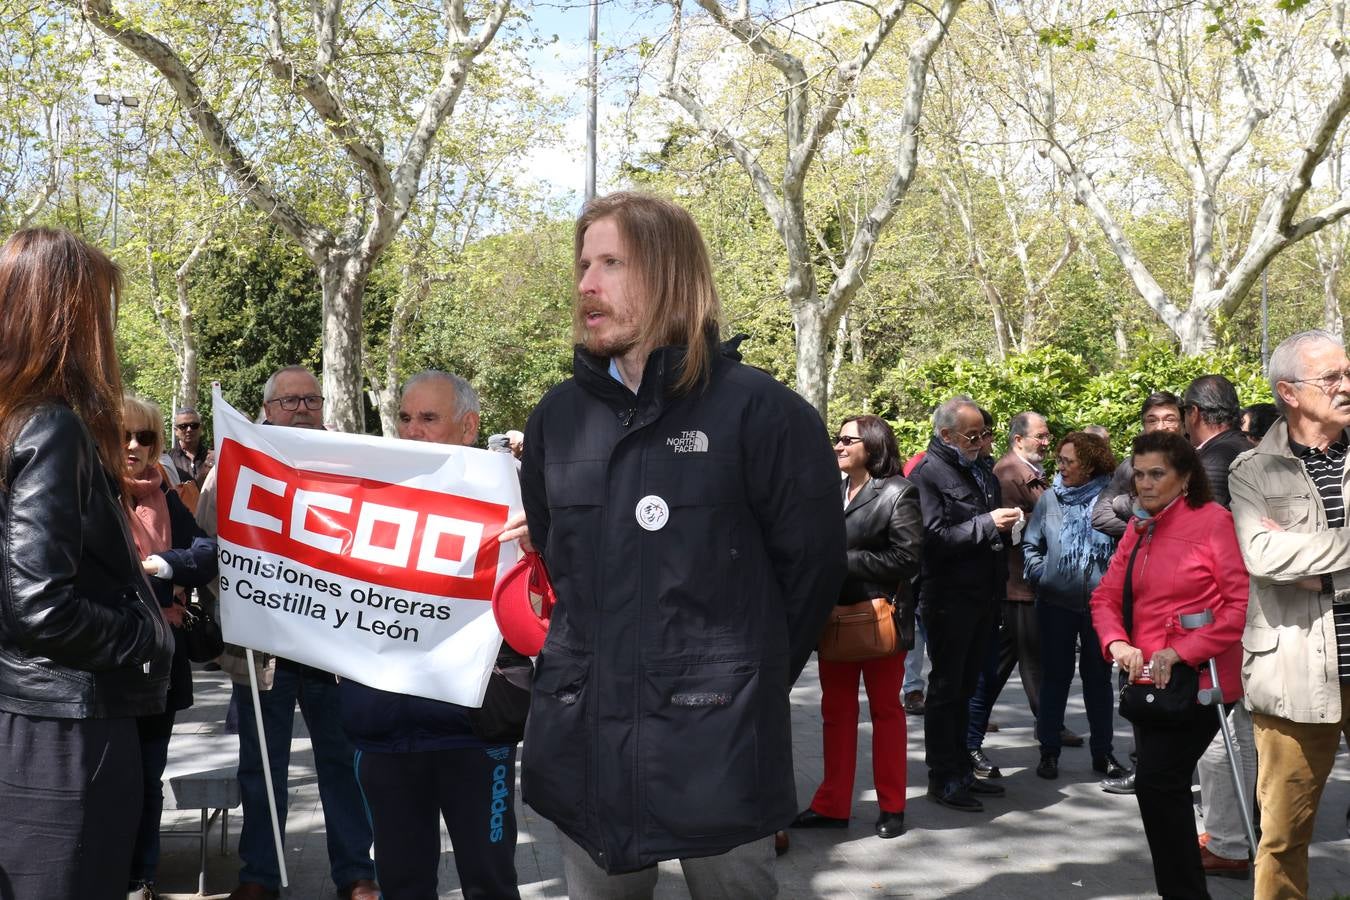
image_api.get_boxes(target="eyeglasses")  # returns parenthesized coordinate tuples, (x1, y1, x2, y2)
(1287, 369, 1350, 394)
(267, 394, 324, 411)
(174, 421, 201, 431)
(125, 429, 157, 446)
(834, 435, 864, 446)
(1143, 413, 1182, 427)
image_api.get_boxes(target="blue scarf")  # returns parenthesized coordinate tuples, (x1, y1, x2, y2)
(1053, 473, 1114, 583)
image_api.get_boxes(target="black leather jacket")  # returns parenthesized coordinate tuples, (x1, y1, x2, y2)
(839, 475, 922, 605)
(0, 404, 173, 718)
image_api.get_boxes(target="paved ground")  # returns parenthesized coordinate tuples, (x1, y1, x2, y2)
(154, 660, 1350, 899)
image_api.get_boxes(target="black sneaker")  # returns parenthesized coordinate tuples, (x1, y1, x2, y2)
(1036, 752, 1059, 780)
(969, 747, 1002, 779)
(928, 781, 984, 812)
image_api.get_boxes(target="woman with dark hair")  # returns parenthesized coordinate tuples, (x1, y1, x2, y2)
(1090, 430, 1249, 899)
(122, 395, 218, 900)
(793, 415, 922, 839)
(1023, 432, 1126, 780)
(0, 228, 173, 899)
(1241, 402, 1280, 445)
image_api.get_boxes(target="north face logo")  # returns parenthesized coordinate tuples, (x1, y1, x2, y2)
(667, 430, 709, 453)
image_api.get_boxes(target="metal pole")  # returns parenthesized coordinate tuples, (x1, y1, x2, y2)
(585, 0, 598, 202)
(245, 648, 290, 887)
(1208, 657, 1259, 853)
(111, 102, 121, 250)
(1261, 268, 1270, 370)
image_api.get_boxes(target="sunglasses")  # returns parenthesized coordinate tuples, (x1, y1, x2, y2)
(125, 430, 157, 446)
(834, 435, 864, 446)
(175, 421, 202, 431)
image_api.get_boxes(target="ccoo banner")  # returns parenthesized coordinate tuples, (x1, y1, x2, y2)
(211, 386, 521, 706)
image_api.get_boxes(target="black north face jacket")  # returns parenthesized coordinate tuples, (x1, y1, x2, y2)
(519, 340, 846, 874)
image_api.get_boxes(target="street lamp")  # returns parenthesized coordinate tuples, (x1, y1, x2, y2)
(94, 93, 140, 249)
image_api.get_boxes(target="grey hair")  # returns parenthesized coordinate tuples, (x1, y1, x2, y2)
(402, 369, 480, 417)
(1084, 424, 1109, 439)
(1008, 410, 1044, 444)
(262, 365, 319, 404)
(1182, 374, 1241, 428)
(1268, 330, 1344, 413)
(174, 406, 200, 418)
(932, 394, 978, 438)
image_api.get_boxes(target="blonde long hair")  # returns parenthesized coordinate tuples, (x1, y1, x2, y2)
(573, 192, 722, 394)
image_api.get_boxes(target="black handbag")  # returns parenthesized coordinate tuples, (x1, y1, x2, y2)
(468, 645, 534, 743)
(1115, 531, 1198, 726)
(179, 597, 225, 664)
(1118, 663, 1199, 726)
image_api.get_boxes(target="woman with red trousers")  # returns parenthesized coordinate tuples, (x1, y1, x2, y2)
(793, 415, 922, 839)
(1090, 430, 1248, 899)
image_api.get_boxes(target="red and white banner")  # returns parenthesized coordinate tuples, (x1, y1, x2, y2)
(211, 387, 521, 706)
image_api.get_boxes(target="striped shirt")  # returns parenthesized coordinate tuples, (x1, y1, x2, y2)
(1290, 438, 1350, 684)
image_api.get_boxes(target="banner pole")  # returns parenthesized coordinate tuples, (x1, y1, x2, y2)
(245, 647, 289, 887)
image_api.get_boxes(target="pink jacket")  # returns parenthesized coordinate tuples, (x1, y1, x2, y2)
(1090, 499, 1249, 702)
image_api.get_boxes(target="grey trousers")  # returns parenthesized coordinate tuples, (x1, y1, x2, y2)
(1197, 702, 1258, 860)
(559, 830, 777, 899)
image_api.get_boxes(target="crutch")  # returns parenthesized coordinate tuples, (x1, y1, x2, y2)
(1178, 610, 1259, 852)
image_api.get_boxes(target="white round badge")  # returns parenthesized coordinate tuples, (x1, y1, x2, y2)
(635, 495, 670, 531)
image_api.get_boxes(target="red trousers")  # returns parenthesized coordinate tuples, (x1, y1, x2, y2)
(809, 651, 908, 818)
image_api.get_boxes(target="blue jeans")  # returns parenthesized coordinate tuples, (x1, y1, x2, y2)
(902, 614, 927, 695)
(129, 711, 175, 885)
(1035, 603, 1114, 757)
(234, 665, 375, 891)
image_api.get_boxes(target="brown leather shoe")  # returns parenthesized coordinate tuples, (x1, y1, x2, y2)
(228, 885, 280, 900)
(902, 690, 925, 716)
(339, 878, 381, 900)
(1199, 845, 1250, 880)
(774, 829, 790, 856)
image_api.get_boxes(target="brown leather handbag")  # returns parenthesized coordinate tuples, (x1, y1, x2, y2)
(817, 597, 900, 662)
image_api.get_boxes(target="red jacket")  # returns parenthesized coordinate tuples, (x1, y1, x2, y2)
(1090, 499, 1249, 702)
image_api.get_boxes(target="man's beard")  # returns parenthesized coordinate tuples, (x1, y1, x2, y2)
(584, 330, 639, 358)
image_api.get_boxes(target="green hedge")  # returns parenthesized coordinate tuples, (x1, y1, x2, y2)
(865, 343, 1271, 460)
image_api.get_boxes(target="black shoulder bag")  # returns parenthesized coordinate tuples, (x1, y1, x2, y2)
(468, 644, 534, 744)
(1116, 527, 1198, 727)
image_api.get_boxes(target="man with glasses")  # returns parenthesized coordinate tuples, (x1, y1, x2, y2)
(967, 411, 1063, 780)
(170, 407, 214, 487)
(910, 397, 1022, 812)
(1092, 391, 1184, 542)
(1230, 330, 1350, 898)
(198, 365, 378, 900)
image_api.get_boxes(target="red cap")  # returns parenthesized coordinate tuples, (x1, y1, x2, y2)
(491, 551, 555, 656)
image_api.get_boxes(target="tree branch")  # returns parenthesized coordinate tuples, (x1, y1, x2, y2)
(821, 0, 963, 324)
(380, 0, 511, 254)
(76, 0, 330, 256)
(265, 0, 394, 207)
(789, 0, 911, 184)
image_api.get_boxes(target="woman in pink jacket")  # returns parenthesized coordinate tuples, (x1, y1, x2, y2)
(1090, 430, 1248, 900)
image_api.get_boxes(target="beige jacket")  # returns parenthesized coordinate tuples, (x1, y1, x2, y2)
(195, 468, 277, 690)
(1228, 419, 1346, 724)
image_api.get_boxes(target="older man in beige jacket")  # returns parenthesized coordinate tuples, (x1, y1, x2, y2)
(1229, 329, 1350, 899)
